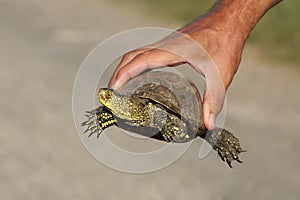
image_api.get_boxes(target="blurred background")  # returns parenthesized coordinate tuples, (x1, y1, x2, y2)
(1, 0, 299, 199)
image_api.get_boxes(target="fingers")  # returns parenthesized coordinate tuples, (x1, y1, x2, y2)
(203, 80, 226, 130)
(109, 49, 183, 89)
(109, 48, 150, 87)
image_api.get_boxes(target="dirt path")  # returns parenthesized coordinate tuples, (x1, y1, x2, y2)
(1, 0, 299, 199)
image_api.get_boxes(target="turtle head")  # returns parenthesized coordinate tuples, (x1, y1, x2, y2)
(98, 88, 117, 111)
(98, 88, 134, 120)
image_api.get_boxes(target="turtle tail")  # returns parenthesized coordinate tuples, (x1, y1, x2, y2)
(201, 127, 246, 168)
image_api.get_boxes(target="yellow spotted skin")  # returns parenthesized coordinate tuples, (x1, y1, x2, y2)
(83, 89, 193, 142)
(83, 87, 245, 168)
(101, 119, 117, 129)
(100, 88, 194, 142)
(82, 107, 117, 138)
(97, 111, 117, 129)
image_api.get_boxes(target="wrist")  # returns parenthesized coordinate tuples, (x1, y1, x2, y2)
(178, 5, 245, 43)
(179, 0, 282, 44)
(206, 0, 283, 40)
(176, 0, 282, 88)
(178, 12, 245, 83)
(178, 5, 247, 59)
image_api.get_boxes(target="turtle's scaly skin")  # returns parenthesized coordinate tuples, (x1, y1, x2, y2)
(97, 88, 192, 142)
(82, 71, 245, 167)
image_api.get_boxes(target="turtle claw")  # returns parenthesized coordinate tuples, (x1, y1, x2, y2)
(205, 127, 246, 168)
(83, 127, 89, 133)
(81, 120, 89, 126)
(96, 128, 103, 139)
(227, 160, 233, 168)
(82, 107, 104, 139)
(88, 132, 94, 138)
(81, 106, 117, 139)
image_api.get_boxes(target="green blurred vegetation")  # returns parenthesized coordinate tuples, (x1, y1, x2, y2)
(250, 1, 300, 63)
(115, 0, 299, 64)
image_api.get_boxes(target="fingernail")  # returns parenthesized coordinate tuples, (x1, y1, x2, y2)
(110, 82, 116, 89)
(112, 80, 121, 90)
(209, 114, 215, 130)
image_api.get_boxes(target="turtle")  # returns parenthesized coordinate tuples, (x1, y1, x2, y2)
(82, 70, 245, 167)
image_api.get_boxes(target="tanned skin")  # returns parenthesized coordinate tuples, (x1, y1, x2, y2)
(109, 0, 283, 130)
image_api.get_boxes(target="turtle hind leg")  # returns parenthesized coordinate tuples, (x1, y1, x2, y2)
(82, 106, 117, 138)
(203, 127, 246, 168)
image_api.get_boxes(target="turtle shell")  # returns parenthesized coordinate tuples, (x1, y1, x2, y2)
(119, 70, 206, 135)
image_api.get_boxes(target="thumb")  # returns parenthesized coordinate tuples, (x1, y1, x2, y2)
(202, 78, 226, 130)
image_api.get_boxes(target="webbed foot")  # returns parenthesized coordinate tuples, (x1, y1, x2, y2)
(82, 106, 104, 138)
(204, 127, 246, 168)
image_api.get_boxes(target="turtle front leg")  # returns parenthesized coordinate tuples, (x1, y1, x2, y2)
(203, 128, 246, 168)
(82, 106, 117, 138)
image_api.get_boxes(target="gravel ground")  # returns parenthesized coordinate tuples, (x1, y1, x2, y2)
(1, 0, 300, 199)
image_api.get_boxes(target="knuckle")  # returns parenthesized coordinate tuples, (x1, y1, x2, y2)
(135, 51, 148, 59)
(135, 49, 156, 60)
(123, 51, 135, 61)
(119, 67, 132, 79)
(123, 49, 144, 60)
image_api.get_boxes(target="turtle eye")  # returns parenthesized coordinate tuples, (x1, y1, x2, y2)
(105, 91, 113, 99)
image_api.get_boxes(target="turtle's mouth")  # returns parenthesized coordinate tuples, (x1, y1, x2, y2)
(98, 88, 135, 121)
(98, 88, 114, 110)
(99, 98, 112, 111)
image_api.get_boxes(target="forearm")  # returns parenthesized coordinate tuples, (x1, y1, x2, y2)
(109, 0, 283, 129)
(180, 0, 283, 41)
(211, 0, 283, 39)
(176, 0, 282, 85)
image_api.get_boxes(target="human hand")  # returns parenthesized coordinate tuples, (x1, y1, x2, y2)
(109, 17, 245, 130)
(109, 0, 282, 129)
